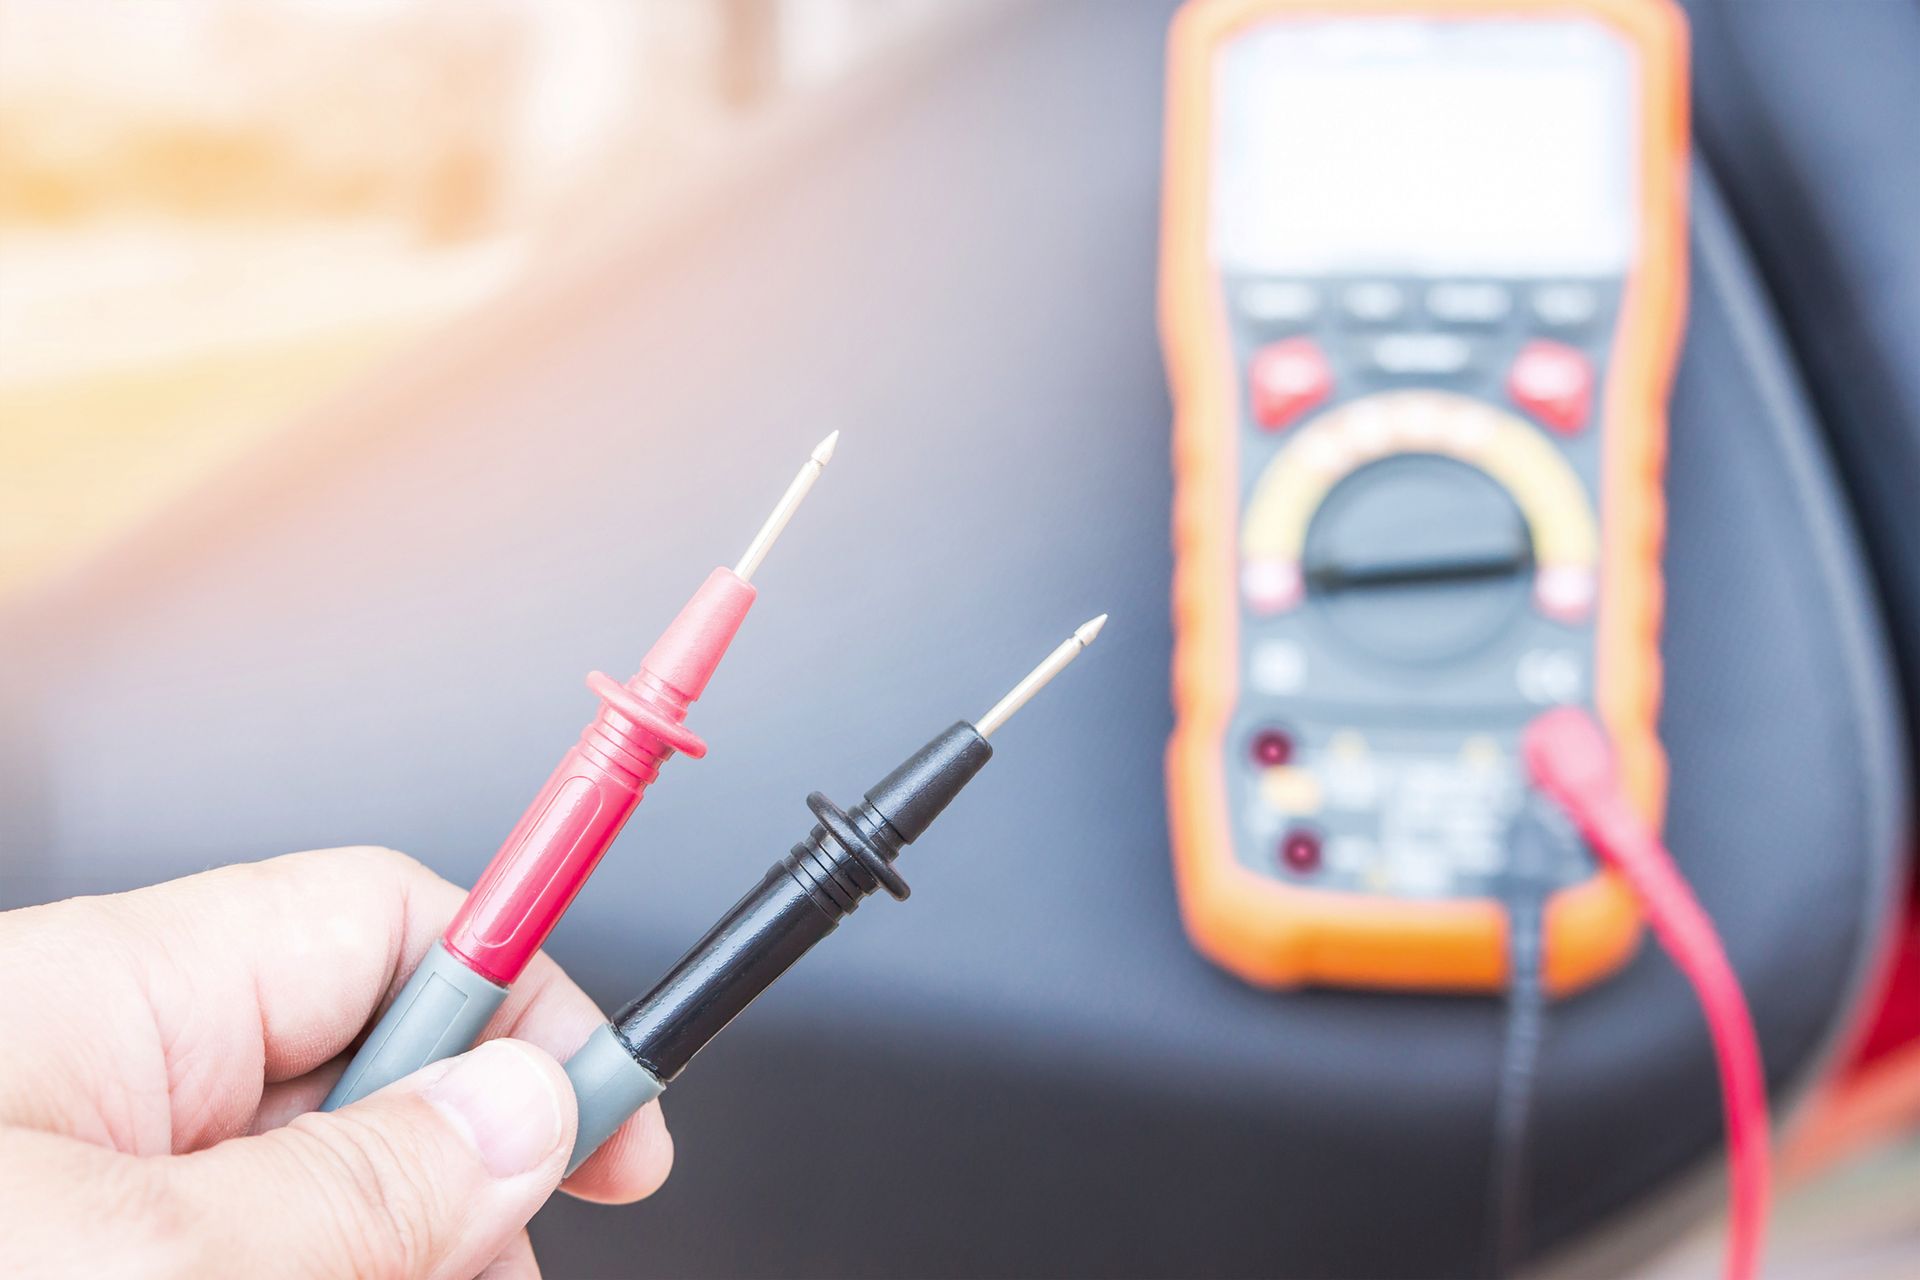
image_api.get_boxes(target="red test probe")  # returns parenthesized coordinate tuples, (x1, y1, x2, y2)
(322, 432, 838, 1111)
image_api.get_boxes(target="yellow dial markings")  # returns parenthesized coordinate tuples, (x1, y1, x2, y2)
(1239, 391, 1600, 611)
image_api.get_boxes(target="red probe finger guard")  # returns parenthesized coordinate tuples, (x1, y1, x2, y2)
(1524, 708, 1771, 1280)
(444, 567, 756, 986)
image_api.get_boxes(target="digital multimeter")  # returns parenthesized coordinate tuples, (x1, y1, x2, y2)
(1162, 0, 1687, 993)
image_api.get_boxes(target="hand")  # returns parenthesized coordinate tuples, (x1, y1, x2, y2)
(0, 846, 671, 1279)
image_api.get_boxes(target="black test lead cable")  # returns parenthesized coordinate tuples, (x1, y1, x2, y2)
(1486, 800, 1560, 1277)
(562, 615, 1108, 1173)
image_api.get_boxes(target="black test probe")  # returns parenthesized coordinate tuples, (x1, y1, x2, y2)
(562, 615, 1107, 1172)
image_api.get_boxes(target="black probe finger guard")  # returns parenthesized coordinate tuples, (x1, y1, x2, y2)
(608, 722, 994, 1084)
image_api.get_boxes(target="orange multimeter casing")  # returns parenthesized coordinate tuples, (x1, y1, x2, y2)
(1162, 0, 1688, 993)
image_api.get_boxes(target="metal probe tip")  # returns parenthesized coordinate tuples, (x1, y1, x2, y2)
(975, 614, 1108, 740)
(733, 431, 838, 583)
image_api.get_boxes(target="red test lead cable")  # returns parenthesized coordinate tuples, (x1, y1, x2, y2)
(322, 431, 838, 1112)
(1523, 708, 1771, 1280)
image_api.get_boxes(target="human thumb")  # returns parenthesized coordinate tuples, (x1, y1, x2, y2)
(171, 1038, 575, 1280)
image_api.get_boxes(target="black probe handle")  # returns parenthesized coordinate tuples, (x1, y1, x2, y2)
(562, 723, 991, 1172)
(564, 868, 844, 1174)
(612, 860, 845, 1081)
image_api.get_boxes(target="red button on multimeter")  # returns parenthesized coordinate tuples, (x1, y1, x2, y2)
(1162, 0, 1687, 993)
(1249, 337, 1333, 429)
(1509, 340, 1595, 435)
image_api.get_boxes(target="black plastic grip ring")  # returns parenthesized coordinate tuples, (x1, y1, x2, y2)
(806, 791, 911, 900)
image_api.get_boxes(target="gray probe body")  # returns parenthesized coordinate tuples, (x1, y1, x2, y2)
(321, 941, 508, 1110)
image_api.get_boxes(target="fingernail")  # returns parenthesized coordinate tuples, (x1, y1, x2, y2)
(423, 1040, 566, 1179)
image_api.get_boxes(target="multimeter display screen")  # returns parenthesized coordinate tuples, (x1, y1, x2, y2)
(1212, 20, 1635, 276)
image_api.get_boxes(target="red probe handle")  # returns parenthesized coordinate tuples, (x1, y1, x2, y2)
(445, 719, 672, 985)
(444, 567, 755, 985)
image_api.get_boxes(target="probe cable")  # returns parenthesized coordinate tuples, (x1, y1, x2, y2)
(1524, 708, 1771, 1280)
(1486, 803, 1556, 1277)
(322, 433, 838, 1111)
(561, 616, 1107, 1174)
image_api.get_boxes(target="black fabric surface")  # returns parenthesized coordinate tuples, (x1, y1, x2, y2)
(1684, 0, 1920, 776)
(0, 3, 1904, 1275)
